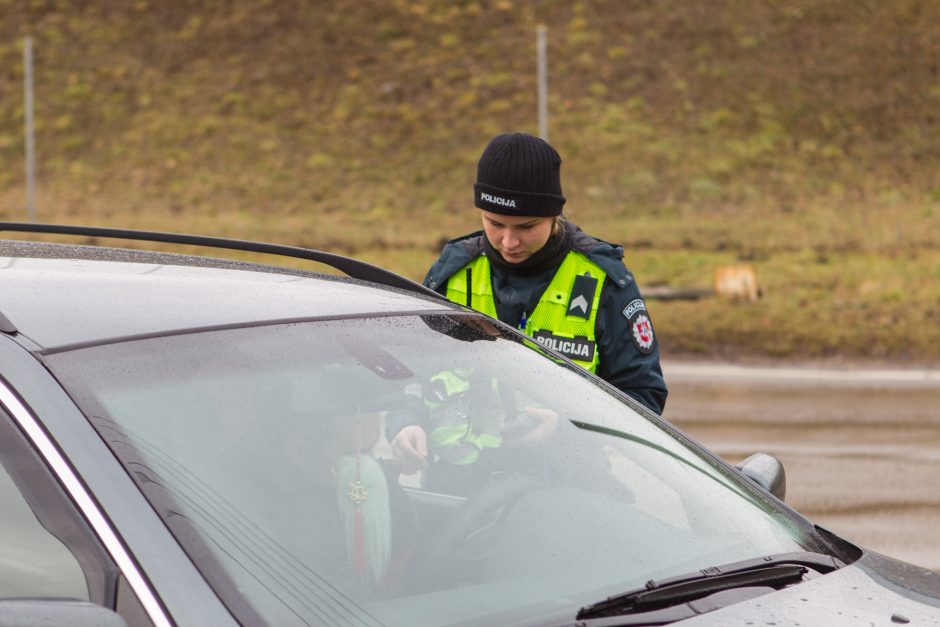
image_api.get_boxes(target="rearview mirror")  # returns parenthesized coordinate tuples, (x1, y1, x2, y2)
(736, 452, 786, 501)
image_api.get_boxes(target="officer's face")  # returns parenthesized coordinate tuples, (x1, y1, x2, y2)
(480, 210, 555, 264)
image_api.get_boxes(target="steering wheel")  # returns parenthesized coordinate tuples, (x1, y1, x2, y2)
(407, 473, 541, 593)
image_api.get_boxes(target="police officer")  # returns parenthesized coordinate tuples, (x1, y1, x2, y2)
(390, 132, 667, 472)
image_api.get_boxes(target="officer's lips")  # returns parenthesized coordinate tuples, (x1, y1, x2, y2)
(501, 250, 530, 262)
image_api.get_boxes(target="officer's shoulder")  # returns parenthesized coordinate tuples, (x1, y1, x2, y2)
(438, 231, 486, 262)
(568, 224, 635, 289)
(425, 231, 486, 289)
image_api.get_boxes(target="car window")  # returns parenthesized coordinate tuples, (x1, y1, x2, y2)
(0, 408, 90, 601)
(47, 314, 822, 627)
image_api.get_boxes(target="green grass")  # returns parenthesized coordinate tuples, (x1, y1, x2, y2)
(627, 249, 940, 362)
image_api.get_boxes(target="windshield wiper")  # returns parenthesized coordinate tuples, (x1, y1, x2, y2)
(577, 552, 841, 621)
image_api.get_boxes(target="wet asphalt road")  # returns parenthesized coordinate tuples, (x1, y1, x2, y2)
(660, 360, 940, 572)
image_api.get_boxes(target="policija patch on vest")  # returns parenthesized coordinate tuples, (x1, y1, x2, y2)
(567, 273, 598, 320)
(622, 298, 656, 355)
(532, 331, 596, 362)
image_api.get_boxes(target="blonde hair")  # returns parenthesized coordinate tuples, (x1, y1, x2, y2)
(552, 214, 567, 236)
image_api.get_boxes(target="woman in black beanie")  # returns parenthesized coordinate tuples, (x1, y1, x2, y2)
(389, 133, 668, 473)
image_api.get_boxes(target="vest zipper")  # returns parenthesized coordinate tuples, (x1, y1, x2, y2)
(465, 267, 472, 308)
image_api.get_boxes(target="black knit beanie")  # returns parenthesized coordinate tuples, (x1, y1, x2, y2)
(473, 133, 566, 217)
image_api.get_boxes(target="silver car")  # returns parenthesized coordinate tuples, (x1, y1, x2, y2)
(1, 222, 938, 626)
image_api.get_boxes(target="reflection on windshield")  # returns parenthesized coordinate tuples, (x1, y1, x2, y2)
(47, 315, 817, 627)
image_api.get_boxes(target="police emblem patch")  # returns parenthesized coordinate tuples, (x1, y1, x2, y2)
(631, 314, 655, 354)
(623, 298, 655, 354)
(622, 298, 646, 320)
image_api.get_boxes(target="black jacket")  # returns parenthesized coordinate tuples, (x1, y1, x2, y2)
(424, 224, 668, 414)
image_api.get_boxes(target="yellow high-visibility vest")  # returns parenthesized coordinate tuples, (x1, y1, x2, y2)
(426, 370, 502, 465)
(445, 251, 605, 372)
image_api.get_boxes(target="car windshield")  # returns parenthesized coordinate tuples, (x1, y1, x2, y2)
(47, 313, 825, 627)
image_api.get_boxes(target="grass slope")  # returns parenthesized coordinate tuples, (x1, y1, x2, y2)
(2, 1, 938, 361)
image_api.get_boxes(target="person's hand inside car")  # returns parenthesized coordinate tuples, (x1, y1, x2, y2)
(390, 425, 428, 475)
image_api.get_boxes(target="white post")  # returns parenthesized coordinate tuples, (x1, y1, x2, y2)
(536, 25, 548, 141)
(24, 36, 36, 222)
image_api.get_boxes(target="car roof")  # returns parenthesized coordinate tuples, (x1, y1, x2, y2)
(1, 239, 454, 352)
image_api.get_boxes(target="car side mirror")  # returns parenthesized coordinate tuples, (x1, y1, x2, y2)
(736, 452, 786, 501)
(0, 599, 127, 627)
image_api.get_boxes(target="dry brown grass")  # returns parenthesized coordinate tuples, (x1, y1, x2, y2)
(2, 1, 939, 360)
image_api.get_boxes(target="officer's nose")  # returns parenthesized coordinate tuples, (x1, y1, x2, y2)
(502, 230, 520, 250)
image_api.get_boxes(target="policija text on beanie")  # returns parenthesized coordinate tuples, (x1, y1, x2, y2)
(473, 133, 566, 217)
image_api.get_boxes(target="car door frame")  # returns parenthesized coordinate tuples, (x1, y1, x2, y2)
(0, 335, 237, 626)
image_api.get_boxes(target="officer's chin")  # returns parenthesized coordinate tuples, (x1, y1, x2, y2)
(500, 251, 529, 264)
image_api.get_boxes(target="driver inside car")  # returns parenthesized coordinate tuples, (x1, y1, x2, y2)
(385, 368, 560, 491)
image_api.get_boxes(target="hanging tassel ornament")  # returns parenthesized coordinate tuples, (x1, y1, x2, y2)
(335, 414, 391, 585)
(346, 421, 368, 579)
